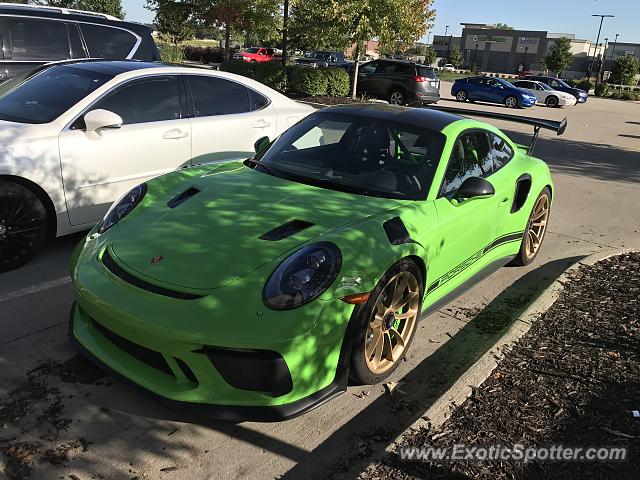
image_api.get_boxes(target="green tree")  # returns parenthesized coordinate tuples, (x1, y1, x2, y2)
(290, 0, 435, 98)
(41, 0, 124, 18)
(543, 37, 572, 76)
(611, 54, 639, 85)
(146, 0, 195, 44)
(423, 45, 436, 65)
(495, 23, 514, 30)
(447, 45, 462, 68)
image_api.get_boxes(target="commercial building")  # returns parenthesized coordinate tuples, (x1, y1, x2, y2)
(433, 23, 608, 79)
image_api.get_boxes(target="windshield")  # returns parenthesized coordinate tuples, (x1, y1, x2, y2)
(246, 48, 261, 53)
(0, 65, 113, 124)
(305, 51, 330, 60)
(417, 67, 437, 78)
(537, 82, 553, 91)
(252, 111, 446, 200)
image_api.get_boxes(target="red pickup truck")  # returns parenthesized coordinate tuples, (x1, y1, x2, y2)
(233, 47, 279, 63)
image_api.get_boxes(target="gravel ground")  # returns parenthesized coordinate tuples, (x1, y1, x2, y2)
(360, 252, 640, 480)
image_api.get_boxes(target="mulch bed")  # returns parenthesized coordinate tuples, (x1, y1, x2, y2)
(291, 95, 372, 106)
(361, 252, 640, 480)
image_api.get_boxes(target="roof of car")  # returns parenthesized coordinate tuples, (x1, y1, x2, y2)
(61, 60, 167, 75)
(320, 103, 463, 131)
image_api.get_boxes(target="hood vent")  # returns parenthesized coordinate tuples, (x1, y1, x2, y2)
(167, 187, 200, 209)
(259, 219, 314, 241)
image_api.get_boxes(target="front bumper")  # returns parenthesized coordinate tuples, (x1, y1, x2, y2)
(69, 238, 356, 421)
(520, 97, 537, 107)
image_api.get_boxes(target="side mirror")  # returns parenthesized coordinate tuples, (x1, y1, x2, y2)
(84, 109, 122, 132)
(453, 177, 495, 201)
(254, 136, 270, 153)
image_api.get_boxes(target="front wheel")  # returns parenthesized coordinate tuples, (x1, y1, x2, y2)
(545, 96, 559, 107)
(350, 259, 423, 384)
(455, 90, 468, 102)
(510, 188, 551, 266)
(504, 96, 518, 108)
(0, 181, 49, 272)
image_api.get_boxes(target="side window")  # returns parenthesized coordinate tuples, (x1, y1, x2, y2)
(441, 131, 491, 195)
(360, 62, 377, 74)
(2, 17, 70, 60)
(93, 76, 181, 125)
(382, 63, 398, 74)
(187, 76, 250, 116)
(488, 132, 514, 171)
(549, 79, 560, 88)
(248, 89, 269, 111)
(80, 24, 137, 58)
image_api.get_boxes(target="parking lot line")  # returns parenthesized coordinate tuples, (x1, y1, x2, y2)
(0, 276, 71, 304)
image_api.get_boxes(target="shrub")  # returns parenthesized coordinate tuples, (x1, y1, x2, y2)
(575, 79, 593, 92)
(323, 67, 350, 96)
(594, 83, 610, 97)
(157, 42, 184, 63)
(219, 59, 255, 78)
(254, 61, 287, 91)
(289, 67, 328, 96)
(184, 45, 224, 63)
(564, 79, 577, 87)
(621, 91, 635, 100)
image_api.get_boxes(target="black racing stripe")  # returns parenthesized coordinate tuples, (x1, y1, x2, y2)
(426, 231, 524, 295)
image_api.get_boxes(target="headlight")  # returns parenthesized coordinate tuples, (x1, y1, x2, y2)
(263, 242, 342, 310)
(98, 183, 147, 234)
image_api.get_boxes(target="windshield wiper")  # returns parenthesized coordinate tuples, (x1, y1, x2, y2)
(244, 157, 276, 176)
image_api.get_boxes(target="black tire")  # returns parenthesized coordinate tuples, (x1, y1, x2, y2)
(510, 187, 551, 267)
(0, 181, 49, 272)
(455, 90, 468, 102)
(504, 95, 518, 108)
(388, 89, 406, 106)
(545, 96, 559, 107)
(349, 259, 424, 385)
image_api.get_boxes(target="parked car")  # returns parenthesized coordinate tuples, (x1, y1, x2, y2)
(0, 60, 313, 272)
(442, 64, 455, 72)
(452, 76, 536, 108)
(527, 75, 588, 103)
(357, 59, 440, 105)
(294, 51, 351, 69)
(0, 3, 159, 83)
(512, 80, 577, 107)
(232, 47, 279, 63)
(69, 104, 564, 420)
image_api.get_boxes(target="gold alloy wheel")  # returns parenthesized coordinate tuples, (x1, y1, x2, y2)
(364, 271, 419, 374)
(525, 194, 550, 259)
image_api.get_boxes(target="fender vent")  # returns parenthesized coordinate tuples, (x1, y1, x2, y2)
(167, 187, 200, 209)
(259, 219, 314, 241)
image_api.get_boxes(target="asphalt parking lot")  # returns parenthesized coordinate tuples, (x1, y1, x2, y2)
(1, 83, 639, 480)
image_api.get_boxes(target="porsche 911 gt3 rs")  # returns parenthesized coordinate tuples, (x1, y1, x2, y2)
(69, 104, 565, 421)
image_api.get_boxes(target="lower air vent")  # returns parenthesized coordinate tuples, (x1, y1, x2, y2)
(259, 219, 314, 241)
(102, 249, 203, 300)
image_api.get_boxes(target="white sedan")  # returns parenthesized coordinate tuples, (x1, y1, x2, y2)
(512, 79, 577, 107)
(0, 60, 313, 271)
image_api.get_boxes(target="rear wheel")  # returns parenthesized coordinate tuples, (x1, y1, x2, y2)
(350, 259, 423, 384)
(545, 95, 559, 107)
(0, 181, 49, 272)
(510, 188, 551, 266)
(504, 95, 518, 108)
(388, 89, 406, 106)
(455, 90, 468, 102)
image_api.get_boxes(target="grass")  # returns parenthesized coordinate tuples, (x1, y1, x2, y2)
(181, 39, 220, 47)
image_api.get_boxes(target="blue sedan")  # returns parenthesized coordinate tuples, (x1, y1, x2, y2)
(451, 76, 537, 108)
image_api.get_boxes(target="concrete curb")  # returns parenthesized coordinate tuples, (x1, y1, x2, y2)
(383, 247, 634, 454)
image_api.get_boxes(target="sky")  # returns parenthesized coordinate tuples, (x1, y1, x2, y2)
(122, 0, 638, 44)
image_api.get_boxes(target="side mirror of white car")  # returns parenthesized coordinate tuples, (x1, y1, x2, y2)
(84, 109, 123, 132)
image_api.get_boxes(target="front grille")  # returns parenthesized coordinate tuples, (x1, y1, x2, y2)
(92, 319, 174, 377)
(102, 249, 203, 300)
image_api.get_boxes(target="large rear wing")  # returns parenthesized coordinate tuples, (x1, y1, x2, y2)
(426, 105, 567, 155)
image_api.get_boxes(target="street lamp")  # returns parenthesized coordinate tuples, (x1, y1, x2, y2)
(597, 38, 608, 81)
(610, 33, 619, 63)
(589, 14, 614, 83)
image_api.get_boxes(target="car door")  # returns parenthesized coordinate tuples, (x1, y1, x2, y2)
(428, 131, 499, 297)
(357, 60, 380, 95)
(485, 78, 507, 103)
(186, 74, 277, 165)
(58, 74, 191, 226)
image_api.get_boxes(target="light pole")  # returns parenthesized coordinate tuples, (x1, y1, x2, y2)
(609, 33, 619, 64)
(597, 38, 608, 82)
(444, 25, 450, 60)
(590, 14, 614, 82)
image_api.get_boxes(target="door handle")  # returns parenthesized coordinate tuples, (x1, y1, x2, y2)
(163, 129, 188, 140)
(251, 119, 271, 129)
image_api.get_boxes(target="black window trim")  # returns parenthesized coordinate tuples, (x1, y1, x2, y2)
(437, 128, 500, 198)
(66, 73, 185, 130)
(0, 13, 141, 61)
(183, 73, 272, 118)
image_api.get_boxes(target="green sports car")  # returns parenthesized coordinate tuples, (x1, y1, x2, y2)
(70, 104, 565, 421)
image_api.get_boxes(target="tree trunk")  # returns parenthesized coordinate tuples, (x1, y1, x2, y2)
(224, 23, 231, 61)
(282, 0, 289, 66)
(350, 42, 361, 99)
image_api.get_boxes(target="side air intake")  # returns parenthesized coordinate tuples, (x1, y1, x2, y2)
(259, 219, 314, 241)
(167, 187, 200, 209)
